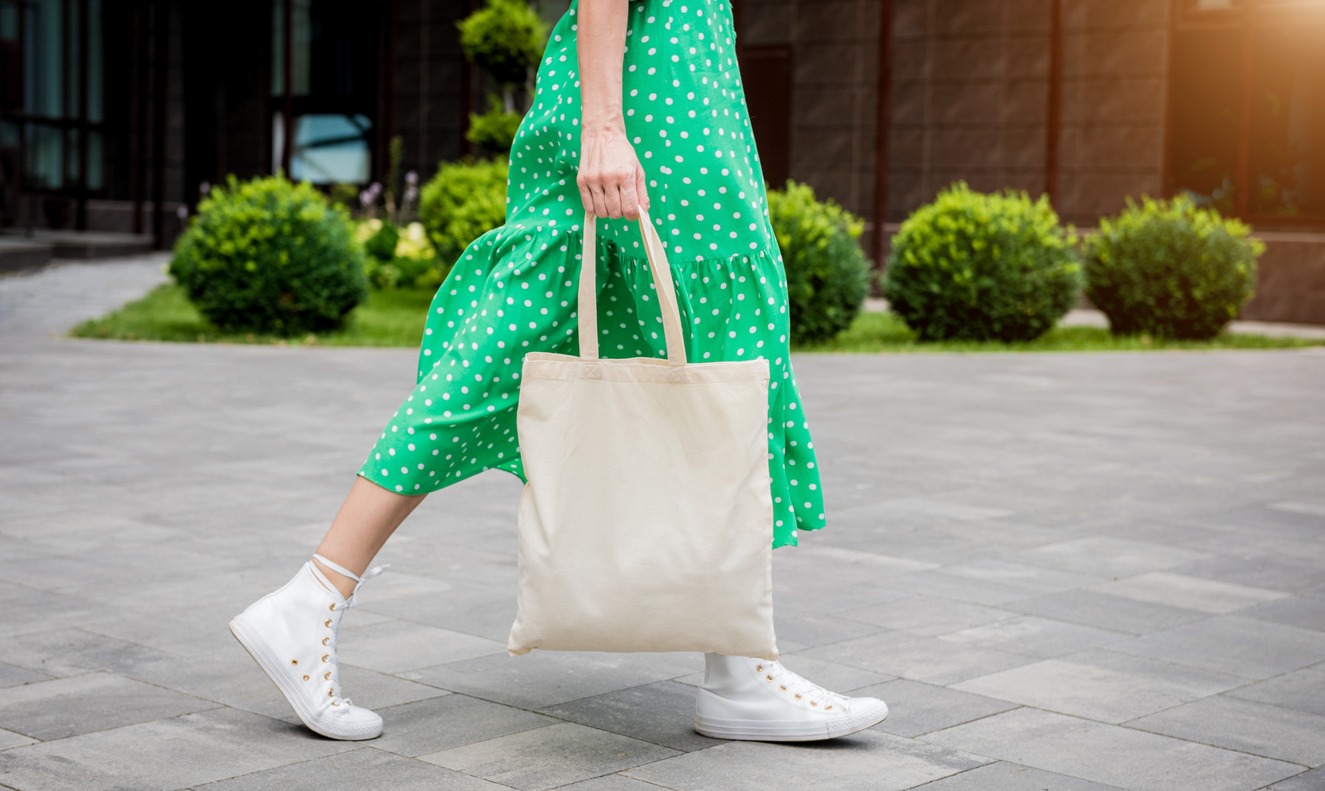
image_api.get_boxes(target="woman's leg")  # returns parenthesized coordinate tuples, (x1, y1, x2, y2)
(311, 476, 427, 600)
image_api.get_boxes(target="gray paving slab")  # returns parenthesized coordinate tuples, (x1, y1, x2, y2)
(1001, 589, 1209, 635)
(537, 680, 714, 753)
(923, 708, 1304, 791)
(950, 649, 1247, 724)
(370, 694, 556, 758)
(0, 707, 360, 791)
(910, 762, 1128, 791)
(419, 721, 680, 791)
(1089, 572, 1291, 614)
(5, 258, 1325, 789)
(1225, 668, 1325, 717)
(939, 615, 1130, 658)
(624, 729, 989, 791)
(1127, 695, 1325, 767)
(402, 650, 697, 710)
(855, 679, 1018, 738)
(194, 746, 508, 790)
(0, 671, 217, 741)
(1267, 767, 1325, 790)
(1107, 616, 1325, 680)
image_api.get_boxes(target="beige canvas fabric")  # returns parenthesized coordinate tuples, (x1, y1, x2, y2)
(506, 207, 779, 660)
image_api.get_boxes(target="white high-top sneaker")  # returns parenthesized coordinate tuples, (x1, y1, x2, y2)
(228, 553, 387, 740)
(694, 652, 889, 741)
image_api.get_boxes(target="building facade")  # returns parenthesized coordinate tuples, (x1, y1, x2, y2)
(2, 0, 1322, 322)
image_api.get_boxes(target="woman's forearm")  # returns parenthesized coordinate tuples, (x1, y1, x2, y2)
(577, 0, 629, 132)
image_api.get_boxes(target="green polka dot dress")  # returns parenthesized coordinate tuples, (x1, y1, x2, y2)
(356, 0, 826, 549)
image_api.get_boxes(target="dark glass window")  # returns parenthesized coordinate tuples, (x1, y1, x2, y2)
(1169, 1, 1325, 225)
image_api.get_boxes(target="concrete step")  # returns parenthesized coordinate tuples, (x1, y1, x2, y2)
(0, 237, 55, 273)
(0, 229, 156, 271)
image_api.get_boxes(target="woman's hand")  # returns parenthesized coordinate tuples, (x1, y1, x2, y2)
(576, 0, 649, 221)
(578, 116, 650, 220)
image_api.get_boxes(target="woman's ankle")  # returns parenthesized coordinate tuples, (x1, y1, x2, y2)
(311, 556, 359, 599)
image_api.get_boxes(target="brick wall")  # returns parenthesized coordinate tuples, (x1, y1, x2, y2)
(1054, 0, 1169, 224)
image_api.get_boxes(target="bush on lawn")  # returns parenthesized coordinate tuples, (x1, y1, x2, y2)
(1083, 194, 1261, 340)
(417, 157, 509, 266)
(767, 179, 873, 345)
(168, 173, 367, 336)
(883, 182, 1081, 342)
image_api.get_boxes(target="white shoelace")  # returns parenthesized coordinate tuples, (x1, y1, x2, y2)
(310, 554, 389, 708)
(761, 660, 851, 711)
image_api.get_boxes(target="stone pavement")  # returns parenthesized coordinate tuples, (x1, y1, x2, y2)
(2, 255, 1324, 791)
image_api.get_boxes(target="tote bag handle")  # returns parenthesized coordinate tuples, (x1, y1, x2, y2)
(578, 208, 689, 366)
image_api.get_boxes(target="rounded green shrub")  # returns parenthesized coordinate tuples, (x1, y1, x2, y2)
(883, 181, 1081, 342)
(767, 179, 873, 345)
(364, 219, 401, 263)
(467, 95, 524, 156)
(418, 157, 509, 265)
(1083, 194, 1261, 340)
(457, 0, 547, 86)
(168, 174, 368, 336)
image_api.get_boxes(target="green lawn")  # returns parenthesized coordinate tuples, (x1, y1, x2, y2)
(69, 282, 1325, 353)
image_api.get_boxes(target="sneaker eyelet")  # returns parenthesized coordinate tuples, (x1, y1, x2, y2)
(779, 685, 788, 691)
(810, 700, 819, 707)
(794, 693, 802, 700)
(290, 659, 298, 666)
(331, 701, 340, 707)
(322, 637, 331, 646)
(755, 664, 763, 671)
(328, 689, 335, 697)
(302, 674, 310, 681)
(324, 671, 332, 681)
(329, 603, 336, 611)
(322, 654, 329, 663)
(324, 619, 332, 628)
(825, 705, 833, 710)
(765, 674, 774, 681)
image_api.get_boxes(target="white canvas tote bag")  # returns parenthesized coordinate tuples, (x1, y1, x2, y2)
(506, 206, 779, 660)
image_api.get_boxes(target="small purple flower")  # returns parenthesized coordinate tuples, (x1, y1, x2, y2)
(404, 185, 419, 205)
(176, 205, 189, 220)
(198, 181, 211, 197)
(406, 170, 419, 186)
(360, 190, 373, 208)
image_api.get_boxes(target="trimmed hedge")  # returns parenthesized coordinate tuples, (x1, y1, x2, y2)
(1083, 194, 1261, 340)
(168, 174, 367, 336)
(417, 157, 510, 266)
(883, 182, 1081, 342)
(767, 179, 873, 345)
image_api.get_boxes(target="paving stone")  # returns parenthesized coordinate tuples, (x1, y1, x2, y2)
(940, 615, 1129, 658)
(883, 561, 1104, 607)
(194, 745, 507, 790)
(420, 721, 679, 791)
(951, 649, 1247, 723)
(1002, 589, 1209, 635)
(625, 729, 988, 790)
(1014, 536, 1211, 579)
(1266, 767, 1325, 790)
(0, 662, 49, 689)
(1168, 554, 1325, 593)
(553, 775, 680, 791)
(356, 584, 520, 644)
(923, 708, 1303, 791)
(0, 707, 359, 791)
(837, 596, 1015, 637)
(126, 650, 449, 723)
(853, 679, 1018, 738)
(1239, 597, 1325, 632)
(370, 694, 555, 758)
(0, 728, 36, 751)
(538, 680, 713, 752)
(801, 631, 1038, 686)
(0, 671, 217, 741)
(0, 627, 177, 678)
(1225, 668, 1325, 717)
(1090, 572, 1290, 614)
(1127, 695, 1325, 766)
(909, 761, 1127, 790)
(402, 650, 696, 710)
(1107, 616, 1325, 680)
(336, 618, 506, 674)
